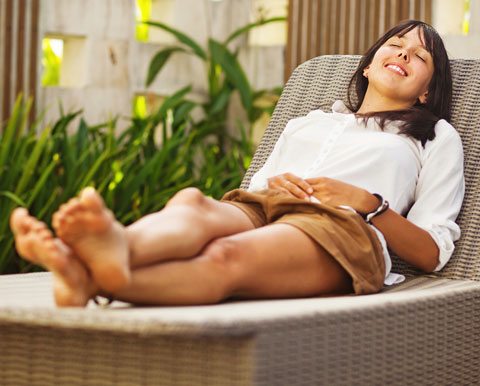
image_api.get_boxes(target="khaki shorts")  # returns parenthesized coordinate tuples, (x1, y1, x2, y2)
(221, 189, 386, 295)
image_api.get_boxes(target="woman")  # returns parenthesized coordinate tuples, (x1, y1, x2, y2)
(10, 20, 464, 307)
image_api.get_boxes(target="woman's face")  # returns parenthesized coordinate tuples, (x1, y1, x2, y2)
(364, 27, 434, 106)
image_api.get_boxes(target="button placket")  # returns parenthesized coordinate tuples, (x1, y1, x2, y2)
(302, 121, 347, 179)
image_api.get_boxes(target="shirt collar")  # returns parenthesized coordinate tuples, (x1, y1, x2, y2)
(331, 100, 401, 133)
(331, 100, 352, 114)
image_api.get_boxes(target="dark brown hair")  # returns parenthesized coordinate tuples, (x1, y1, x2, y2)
(346, 20, 452, 146)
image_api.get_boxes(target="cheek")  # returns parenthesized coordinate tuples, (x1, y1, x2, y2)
(416, 67, 433, 90)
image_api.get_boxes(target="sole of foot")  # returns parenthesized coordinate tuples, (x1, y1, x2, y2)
(10, 208, 96, 307)
(52, 187, 131, 293)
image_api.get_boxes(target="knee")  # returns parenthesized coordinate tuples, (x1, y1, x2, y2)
(201, 237, 244, 299)
(167, 187, 206, 208)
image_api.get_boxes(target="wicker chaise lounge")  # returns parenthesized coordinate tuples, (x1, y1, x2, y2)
(1, 56, 480, 386)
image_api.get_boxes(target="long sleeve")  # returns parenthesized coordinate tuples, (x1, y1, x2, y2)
(406, 120, 465, 271)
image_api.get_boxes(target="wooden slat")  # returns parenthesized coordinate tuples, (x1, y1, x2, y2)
(28, 0, 39, 123)
(324, 0, 332, 54)
(296, 0, 304, 62)
(331, 0, 340, 53)
(15, 0, 26, 98)
(2, 0, 13, 121)
(397, 0, 408, 22)
(285, 0, 294, 81)
(309, 0, 319, 57)
(384, 0, 391, 30)
(315, 0, 322, 55)
(414, 0, 421, 20)
(306, 0, 313, 59)
(342, 0, 350, 54)
(353, 0, 361, 53)
(373, 0, 381, 41)
(424, 0, 432, 24)
(0, 0, 4, 125)
(284, 0, 432, 82)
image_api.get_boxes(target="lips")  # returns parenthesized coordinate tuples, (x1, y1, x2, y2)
(385, 63, 408, 76)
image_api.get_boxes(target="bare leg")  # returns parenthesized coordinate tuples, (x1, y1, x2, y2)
(11, 208, 352, 306)
(111, 223, 353, 305)
(126, 187, 256, 268)
(51, 187, 255, 293)
(10, 208, 98, 306)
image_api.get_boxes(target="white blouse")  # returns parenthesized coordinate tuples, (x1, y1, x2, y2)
(248, 100, 465, 285)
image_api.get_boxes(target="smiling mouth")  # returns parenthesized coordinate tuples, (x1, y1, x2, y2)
(385, 64, 408, 76)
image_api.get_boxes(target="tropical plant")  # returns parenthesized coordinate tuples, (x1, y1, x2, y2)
(144, 16, 285, 155)
(0, 91, 251, 274)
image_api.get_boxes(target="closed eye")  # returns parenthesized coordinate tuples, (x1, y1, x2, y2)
(416, 54, 426, 62)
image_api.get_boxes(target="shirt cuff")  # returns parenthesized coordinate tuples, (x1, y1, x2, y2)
(427, 226, 456, 271)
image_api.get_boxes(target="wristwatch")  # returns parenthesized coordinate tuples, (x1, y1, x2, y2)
(364, 193, 389, 224)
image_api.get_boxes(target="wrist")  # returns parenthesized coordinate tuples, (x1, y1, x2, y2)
(363, 193, 389, 223)
(361, 191, 381, 214)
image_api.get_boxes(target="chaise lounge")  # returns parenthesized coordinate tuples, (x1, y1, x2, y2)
(1, 55, 479, 386)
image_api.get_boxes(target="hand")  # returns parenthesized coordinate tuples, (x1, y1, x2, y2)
(305, 177, 379, 213)
(267, 173, 313, 199)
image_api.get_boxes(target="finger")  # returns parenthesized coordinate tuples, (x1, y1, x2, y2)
(285, 181, 310, 199)
(288, 175, 313, 195)
(276, 187, 293, 196)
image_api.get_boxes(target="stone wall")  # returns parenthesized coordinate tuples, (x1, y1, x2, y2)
(37, 0, 286, 128)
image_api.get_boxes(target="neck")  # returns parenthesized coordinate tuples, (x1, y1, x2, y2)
(357, 88, 413, 114)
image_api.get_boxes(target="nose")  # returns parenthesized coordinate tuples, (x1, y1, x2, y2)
(397, 50, 409, 62)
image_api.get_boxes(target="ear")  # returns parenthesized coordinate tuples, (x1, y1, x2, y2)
(363, 65, 370, 78)
(419, 91, 428, 104)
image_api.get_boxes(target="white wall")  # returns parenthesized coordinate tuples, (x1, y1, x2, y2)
(432, 0, 480, 59)
(37, 0, 286, 128)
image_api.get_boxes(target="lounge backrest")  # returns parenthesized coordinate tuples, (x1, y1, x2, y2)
(241, 55, 480, 281)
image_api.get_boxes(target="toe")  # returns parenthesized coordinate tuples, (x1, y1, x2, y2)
(64, 198, 82, 215)
(10, 208, 30, 234)
(80, 187, 105, 212)
(52, 212, 61, 230)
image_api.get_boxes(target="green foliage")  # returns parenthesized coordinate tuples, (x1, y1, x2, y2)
(143, 16, 285, 174)
(0, 94, 252, 274)
(41, 39, 62, 86)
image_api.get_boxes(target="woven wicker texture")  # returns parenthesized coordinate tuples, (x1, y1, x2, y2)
(241, 56, 480, 281)
(1, 272, 480, 385)
(0, 325, 253, 386)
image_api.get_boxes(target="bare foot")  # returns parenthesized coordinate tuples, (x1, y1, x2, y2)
(10, 208, 97, 307)
(52, 187, 131, 293)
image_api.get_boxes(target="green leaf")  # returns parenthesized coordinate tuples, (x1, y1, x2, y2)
(26, 160, 57, 206)
(154, 86, 192, 121)
(146, 47, 186, 87)
(209, 39, 252, 114)
(224, 16, 286, 45)
(14, 126, 51, 196)
(144, 21, 207, 59)
(173, 101, 196, 127)
(0, 191, 28, 207)
(0, 96, 26, 167)
(209, 85, 232, 115)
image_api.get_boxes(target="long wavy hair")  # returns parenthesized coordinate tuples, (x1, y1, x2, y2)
(346, 20, 452, 146)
